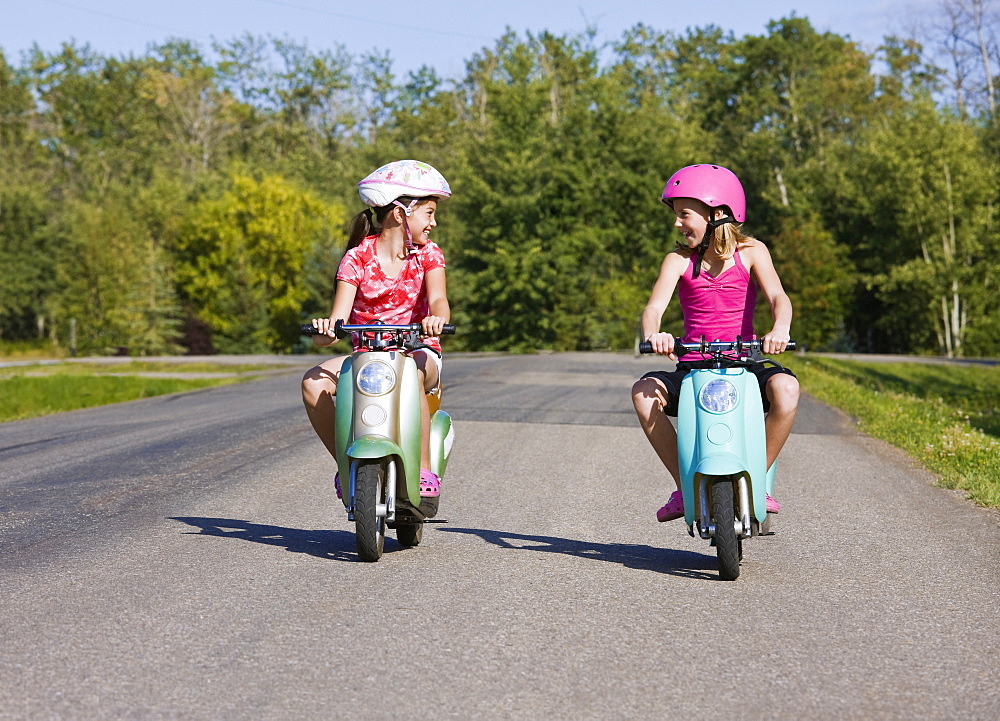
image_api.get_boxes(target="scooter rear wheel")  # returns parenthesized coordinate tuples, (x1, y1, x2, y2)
(355, 461, 386, 562)
(396, 521, 423, 547)
(711, 479, 741, 581)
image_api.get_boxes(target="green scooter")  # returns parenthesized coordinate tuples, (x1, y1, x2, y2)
(301, 321, 455, 561)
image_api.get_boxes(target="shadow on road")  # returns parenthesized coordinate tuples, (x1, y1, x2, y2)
(439, 527, 720, 580)
(169, 516, 398, 562)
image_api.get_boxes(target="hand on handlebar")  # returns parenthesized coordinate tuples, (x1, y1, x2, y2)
(645, 332, 677, 359)
(308, 317, 339, 346)
(761, 329, 791, 355)
(421, 315, 448, 338)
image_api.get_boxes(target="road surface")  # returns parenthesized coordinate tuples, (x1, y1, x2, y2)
(1, 352, 997, 719)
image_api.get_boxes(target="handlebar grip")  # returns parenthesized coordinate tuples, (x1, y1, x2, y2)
(299, 323, 345, 338)
(441, 324, 456, 335)
(787, 341, 797, 351)
(638, 341, 653, 354)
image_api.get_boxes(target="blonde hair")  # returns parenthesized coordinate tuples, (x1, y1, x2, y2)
(673, 201, 755, 259)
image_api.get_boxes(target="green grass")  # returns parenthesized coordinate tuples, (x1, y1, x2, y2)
(0, 373, 249, 422)
(782, 355, 1000, 509)
(3, 360, 288, 376)
(0, 364, 269, 422)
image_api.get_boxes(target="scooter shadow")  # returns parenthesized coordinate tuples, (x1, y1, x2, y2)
(169, 516, 408, 563)
(439, 527, 719, 580)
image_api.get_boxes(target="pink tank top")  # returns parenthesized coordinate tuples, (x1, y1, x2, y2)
(677, 249, 756, 343)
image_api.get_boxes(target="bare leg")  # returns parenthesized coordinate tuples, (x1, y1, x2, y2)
(631, 376, 681, 490)
(412, 352, 441, 471)
(301, 356, 348, 457)
(764, 373, 800, 471)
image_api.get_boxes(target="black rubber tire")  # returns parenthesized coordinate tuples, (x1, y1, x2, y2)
(354, 462, 386, 562)
(712, 479, 741, 581)
(396, 522, 423, 547)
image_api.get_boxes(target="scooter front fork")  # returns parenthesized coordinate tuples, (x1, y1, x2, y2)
(690, 474, 753, 540)
(345, 460, 397, 523)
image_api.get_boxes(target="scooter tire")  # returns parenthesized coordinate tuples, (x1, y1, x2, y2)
(711, 479, 741, 581)
(355, 461, 386, 562)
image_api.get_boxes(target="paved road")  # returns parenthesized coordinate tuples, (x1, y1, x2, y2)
(1, 352, 997, 720)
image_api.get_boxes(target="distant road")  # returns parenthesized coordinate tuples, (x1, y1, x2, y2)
(4, 349, 996, 372)
(1, 352, 997, 720)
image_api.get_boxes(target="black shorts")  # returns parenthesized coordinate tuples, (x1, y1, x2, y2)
(639, 360, 796, 417)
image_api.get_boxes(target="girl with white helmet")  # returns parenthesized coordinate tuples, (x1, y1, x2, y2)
(302, 160, 452, 498)
(631, 163, 800, 522)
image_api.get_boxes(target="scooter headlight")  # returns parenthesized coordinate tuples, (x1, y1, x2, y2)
(699, 379, 738, 413)
(356, 361, 396, 396)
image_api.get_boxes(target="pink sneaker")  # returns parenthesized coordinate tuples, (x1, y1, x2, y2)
(656, 490, 684, 522)
(419, 469, 441, 498)
(766, 493, 781, 513)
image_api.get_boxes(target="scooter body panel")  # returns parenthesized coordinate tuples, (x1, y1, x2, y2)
(336, 350, 423, 507)
(677, 365, 769, 525)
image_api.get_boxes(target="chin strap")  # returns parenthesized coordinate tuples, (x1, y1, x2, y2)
(692, 214, 739, 279)
(392, 199, 420, 251)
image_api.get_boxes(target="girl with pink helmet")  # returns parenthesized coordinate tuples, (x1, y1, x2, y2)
(631, 164, 800, 522)
(301, 160, 452, 499)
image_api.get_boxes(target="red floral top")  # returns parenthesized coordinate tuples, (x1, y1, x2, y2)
(336, 235, 447, 352)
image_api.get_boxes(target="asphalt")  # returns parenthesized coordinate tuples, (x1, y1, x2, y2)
(0, 352, 997, 720)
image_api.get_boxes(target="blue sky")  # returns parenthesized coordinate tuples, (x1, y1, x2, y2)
(3, 0, 939, 77)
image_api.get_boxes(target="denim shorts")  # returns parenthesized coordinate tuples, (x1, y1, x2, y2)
(639, 360, 796, 417)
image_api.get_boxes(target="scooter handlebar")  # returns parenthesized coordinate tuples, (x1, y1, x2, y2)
(300, 322, 456, 338)
(638, 338, 796, 355)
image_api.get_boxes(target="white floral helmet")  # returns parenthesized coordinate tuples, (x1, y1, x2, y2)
(357, 159, 452, 208)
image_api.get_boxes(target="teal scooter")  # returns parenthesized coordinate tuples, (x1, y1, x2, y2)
(640, 336, 795, 580)
(301, 321, 455, 562)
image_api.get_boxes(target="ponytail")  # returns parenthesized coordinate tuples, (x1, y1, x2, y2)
(345, 208, 376, 252)
(344, 196, 426, 253)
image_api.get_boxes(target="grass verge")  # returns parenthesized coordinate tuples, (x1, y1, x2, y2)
(781, 355, 1000, 510)
(0, 367, 257, 423)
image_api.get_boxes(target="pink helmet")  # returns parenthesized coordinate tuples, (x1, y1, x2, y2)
(660, 164, 746, 222)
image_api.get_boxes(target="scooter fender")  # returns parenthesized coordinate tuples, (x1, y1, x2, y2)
(677, 367, 769, 525)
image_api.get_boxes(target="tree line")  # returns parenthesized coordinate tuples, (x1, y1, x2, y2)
(1, 5, 998, 357)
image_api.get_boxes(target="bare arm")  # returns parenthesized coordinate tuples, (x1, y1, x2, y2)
(744, 240, 792, 354)
(641, 252, 687, 357)
(421, 266, 450, 336)
(310, 280, 358, 347)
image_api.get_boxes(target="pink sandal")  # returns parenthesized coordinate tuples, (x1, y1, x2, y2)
(766, 493, 781, 513)
(334, 472, 342, 499)
(656, 490, 684, 522)
(419, 469, 441, 498)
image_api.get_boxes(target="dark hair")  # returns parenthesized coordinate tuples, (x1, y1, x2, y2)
(344, 196, 432, 252)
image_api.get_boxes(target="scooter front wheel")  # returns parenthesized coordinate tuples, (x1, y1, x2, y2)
(354, 461, 386, 562)
(711, 479, 741, 581)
